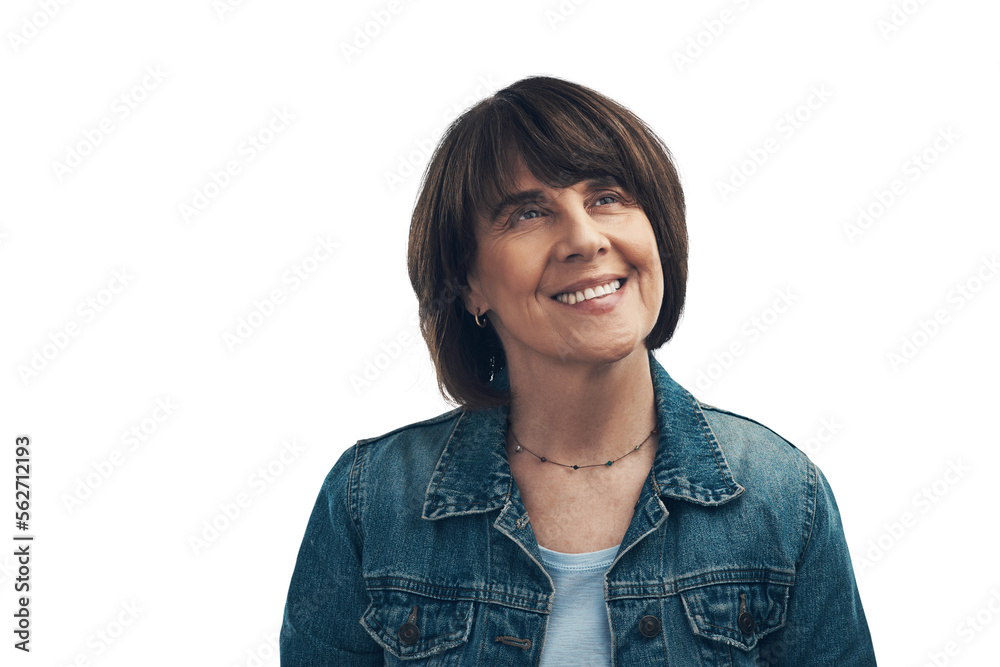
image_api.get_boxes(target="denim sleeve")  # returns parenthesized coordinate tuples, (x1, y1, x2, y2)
(763, 460, 877, 666)
(279, 445, 383, 666)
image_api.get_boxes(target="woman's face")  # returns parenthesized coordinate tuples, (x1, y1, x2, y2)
(465, 162, 664, 369)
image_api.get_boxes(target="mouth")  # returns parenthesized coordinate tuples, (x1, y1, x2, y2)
(551, 277, 626, 305)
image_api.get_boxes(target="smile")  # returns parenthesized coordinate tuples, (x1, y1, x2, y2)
(553, 278, 624, 305)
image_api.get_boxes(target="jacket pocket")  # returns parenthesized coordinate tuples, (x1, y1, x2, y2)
(679, 579, 790, 663)
(361, 589, 474, 663)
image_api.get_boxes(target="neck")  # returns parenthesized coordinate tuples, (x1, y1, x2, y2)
(504, 346, 657, 463)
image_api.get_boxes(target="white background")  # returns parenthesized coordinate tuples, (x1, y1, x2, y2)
(2, 0, 998, 665)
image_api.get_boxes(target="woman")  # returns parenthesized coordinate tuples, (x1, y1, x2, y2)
(280, 76, 877, 665)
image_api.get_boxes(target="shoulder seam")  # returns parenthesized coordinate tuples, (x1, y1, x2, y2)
(355, 406, 464, 446)
(697, 401, 802, 454)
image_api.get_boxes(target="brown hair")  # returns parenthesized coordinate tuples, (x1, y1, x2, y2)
(407, 75, 687, 410)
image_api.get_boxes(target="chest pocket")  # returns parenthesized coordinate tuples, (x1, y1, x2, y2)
(361, 589, 474, 664)
(679, 579, 790, 666)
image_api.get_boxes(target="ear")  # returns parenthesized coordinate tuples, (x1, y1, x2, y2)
(462, 265, 489, 318)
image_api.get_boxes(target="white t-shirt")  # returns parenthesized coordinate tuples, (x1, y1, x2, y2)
(537, 543, 620, 666)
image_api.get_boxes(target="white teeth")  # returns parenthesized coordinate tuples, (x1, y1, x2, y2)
(556, 279, 622, 304)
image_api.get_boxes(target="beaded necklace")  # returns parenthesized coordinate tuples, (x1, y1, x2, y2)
(505, 417, 657, 470)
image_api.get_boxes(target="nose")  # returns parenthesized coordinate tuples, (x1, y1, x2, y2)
(555, 202, 607, 262)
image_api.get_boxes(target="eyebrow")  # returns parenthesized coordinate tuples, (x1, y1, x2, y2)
(488, 175, 624, 222)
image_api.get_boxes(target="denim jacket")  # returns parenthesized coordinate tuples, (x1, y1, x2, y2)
(280, 351, 877, 665)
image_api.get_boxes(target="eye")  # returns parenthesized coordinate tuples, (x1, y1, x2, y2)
(593, 192, 626, 207)
(511, 207, 545, 225)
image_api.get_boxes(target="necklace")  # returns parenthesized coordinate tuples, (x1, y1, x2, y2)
(505, 417, 657, 470)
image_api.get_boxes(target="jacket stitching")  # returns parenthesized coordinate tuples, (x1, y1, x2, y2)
(347, 443, 366, 549)
(476, 604, 491, 664)
(354, 406, 464, 446)
(685, 389, 740, 494)
(796, 458, 820, 570)
(606, 569, 795, 598)
(656, 518, 669, 666)
(427, 411, 468, 510)
(366, 578, 546, 606)
(699, 402, 802, 454)
(365, 614, 468, 654)
(426, 494, 508, 509)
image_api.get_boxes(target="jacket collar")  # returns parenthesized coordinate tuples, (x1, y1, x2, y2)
(422, 350, 744, 520)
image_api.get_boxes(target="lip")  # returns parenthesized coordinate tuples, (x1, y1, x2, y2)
(549, 275, 628, 314)
(549, 273, 627, 299)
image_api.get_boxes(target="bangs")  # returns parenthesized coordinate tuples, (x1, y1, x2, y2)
(459, 89, 643, 229)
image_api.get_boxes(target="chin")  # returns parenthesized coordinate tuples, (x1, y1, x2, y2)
(547, 337, 647, 366)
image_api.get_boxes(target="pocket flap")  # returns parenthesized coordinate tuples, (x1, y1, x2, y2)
(361, 590, 474, 660)
(680, 580, 789, 651)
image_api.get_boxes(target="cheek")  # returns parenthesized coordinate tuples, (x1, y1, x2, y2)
(637, 227, 663, 279)
(622, 233, 664, 304)
(647, 244, 666, 298)
(482, 247, 543, 300)
(619, 232, 660, 274)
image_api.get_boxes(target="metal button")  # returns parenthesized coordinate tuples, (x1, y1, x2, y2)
(398, 622, 420, 645)
(638, 615, 661, 638)
(738, 611, 756, 635)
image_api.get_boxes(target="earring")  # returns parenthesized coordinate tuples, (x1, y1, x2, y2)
(474, 308, 487, 328)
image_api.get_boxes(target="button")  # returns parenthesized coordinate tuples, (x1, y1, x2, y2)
(738, 611, 756, 635)
(398, 622, 420, 645)
(638, 615, 661, 638)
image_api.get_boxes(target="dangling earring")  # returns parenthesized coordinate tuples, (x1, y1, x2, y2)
(474, 308, 487, 328)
